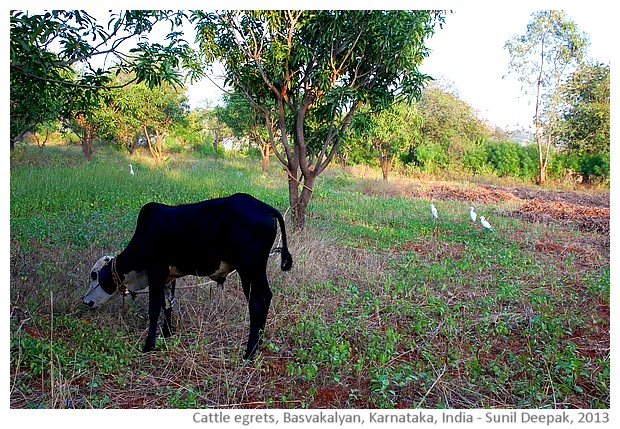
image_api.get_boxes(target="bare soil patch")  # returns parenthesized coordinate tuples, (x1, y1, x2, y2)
(513, 197, 610, 234)
(359, 178, 610, 236)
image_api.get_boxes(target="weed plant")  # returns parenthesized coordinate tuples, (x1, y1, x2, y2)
(10, 145, 609, 408)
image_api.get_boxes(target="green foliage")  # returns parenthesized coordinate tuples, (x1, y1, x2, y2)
(487, 140, 521, 177)
(195, 135, 225, 158)
(10, 10, 203, 153)
(194, 10, 445, 227)
(517, 143, 541, 179)
(555, 62, 609, 154)
(504, 11, 589, 99)
(10, 146, 610, 408)
(413, 142, 449, 172)
(11, 315, 138, 382)
(218, 93, 267, 143)
(349, 103, 422, 179)
(504, 11, 590, 184)
(417, 84, 489, 149)
(566, 152, 610, 183)
(552, 62, 610, 182)
(462, 142, 488, 173)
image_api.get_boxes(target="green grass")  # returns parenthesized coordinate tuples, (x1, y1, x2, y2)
(10, 144, 609, 409)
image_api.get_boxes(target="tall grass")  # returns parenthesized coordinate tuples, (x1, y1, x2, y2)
(10, 145, 609, 409)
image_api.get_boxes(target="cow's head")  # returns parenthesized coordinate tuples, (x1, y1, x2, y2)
(83, 255, 118, 308)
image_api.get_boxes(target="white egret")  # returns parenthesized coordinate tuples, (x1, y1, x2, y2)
(480, 216, 495, 232)
(469, 206, 477, 223)
(129, 164, 135, 175)
(430, 204, 438, 220)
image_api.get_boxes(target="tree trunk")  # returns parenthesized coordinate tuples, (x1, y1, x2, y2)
(42, 129, 50, 146)
(156, 130, 164, 164)
(380, 155, 389, 180)
(538, 161, 546, 184)
(82, 128, 94, 161)
(144, 126, 163, 164)
(536, 127, 552, 185)
(288, 168, 315, 230)
(75, 115, 95, 160)
(261, 154, 270, 172)
(259, 141, 270, 172)
(378, 143, 395, 181)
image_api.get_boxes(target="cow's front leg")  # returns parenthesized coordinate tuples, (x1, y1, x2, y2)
(162, 280, 176, 338)
(143, 273, 166, 353)
(242, 272, 272, 360)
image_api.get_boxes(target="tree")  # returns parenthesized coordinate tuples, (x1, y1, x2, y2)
(350, 103, 421, 180)
(206, 106, 231, 157)
(193, 10, 444, 228)
(504, 11, 589, 184)
(127, 83, 190, 163)
(94, 75, 142, 154)
(10, 10, 203, 158)
(554, 62, 610, 183)
(219, 93, 274, 171)
(95, 76, 190, 161)
(417, 84, 488, 149)
(555, 62, 610, 155)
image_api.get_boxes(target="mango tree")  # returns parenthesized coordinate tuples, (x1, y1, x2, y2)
(218, 92, 274, 172)
(10, 10, 202, 158)
(350, 103, 421, 180)
(193, 10, 444, 228)
(95, 76, 190, 161)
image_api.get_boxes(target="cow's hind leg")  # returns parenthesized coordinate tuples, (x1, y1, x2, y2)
(162, 280, 176, 338)
(241, 270, 272, 360)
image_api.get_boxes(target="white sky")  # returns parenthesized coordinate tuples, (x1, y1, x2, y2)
(419, 8, 613, 130)
(6, 1, 615, 131)
(186, 5, 614, 131)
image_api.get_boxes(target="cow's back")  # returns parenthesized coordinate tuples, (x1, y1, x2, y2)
(128, 194, 278, 268)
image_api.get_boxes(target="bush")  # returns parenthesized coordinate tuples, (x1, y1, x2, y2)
(579, 152, 610, 183)
(487, 140, 521, 177)
(517, 143, 539, 180)
(414, 142, 448, 172)
(462, 141, 488, 173)
(194, 135, 224, 158)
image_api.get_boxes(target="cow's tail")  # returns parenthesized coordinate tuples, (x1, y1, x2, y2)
(271, 209, 293, 271)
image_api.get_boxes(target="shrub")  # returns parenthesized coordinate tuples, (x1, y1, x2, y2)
(487, 140, 521, 177)
(517, 143, 539, 180)
(462, 141, 489, 173)
(414, 142, 448, 172)
(579, 152, 610, 183)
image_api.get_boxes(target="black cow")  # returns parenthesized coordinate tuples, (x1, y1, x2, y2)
(83, 193, 292, 359)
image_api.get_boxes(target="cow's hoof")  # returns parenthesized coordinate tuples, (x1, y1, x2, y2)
(142, 343, 156, 353)
(244, 347, 261, 360)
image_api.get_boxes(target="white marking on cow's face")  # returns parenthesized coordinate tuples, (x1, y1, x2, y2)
(83, 255, 116, 308)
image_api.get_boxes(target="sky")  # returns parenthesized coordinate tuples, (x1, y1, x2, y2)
(185, 5, 613, 132)
(7, 2, 613, 131)
(418, 8, 613, 130)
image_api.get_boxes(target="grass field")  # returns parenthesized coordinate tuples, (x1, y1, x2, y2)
(9, 145, 610, 409)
